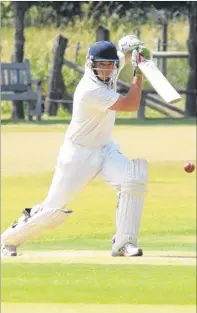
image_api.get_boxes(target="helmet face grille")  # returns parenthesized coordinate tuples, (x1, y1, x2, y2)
(88, 41, 119, 62)
(86, 41, 120, 87)
(85, 61, 119, 88)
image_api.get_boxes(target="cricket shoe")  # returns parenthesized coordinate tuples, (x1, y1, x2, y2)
(111, 236, 143, 257)
(1, 244, 17, 257)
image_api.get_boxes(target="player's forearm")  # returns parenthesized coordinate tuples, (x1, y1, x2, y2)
(108, 75, 143, 112)
(124, 75, 143, 112)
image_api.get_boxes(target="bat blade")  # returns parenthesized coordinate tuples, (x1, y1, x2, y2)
(138, 60, 181, 104)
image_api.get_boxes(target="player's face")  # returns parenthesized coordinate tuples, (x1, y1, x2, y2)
(94, 61, 114, 82)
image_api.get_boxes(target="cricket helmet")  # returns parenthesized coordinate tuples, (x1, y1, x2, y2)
(87, 41, 119, 62)
(86, 41, 119, 85)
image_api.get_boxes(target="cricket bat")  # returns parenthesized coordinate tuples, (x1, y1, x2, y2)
(138, 58, 181, 104)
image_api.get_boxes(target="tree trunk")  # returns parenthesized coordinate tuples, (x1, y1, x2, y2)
(45, 35, 68, 116)
(186, 2, 197, 117)
(11, 1, 28, 120)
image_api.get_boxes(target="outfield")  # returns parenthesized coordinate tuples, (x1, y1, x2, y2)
(1, 120, 196, 313)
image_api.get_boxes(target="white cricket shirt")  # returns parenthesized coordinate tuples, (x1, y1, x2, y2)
(64, 51, 125, 148)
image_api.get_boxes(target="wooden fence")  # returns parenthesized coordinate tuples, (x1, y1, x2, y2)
(63, 54, 191, 119)
(45, 27, 196, 119)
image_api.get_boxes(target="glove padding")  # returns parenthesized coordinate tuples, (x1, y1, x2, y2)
(118, 35, 144, 53)
(131, 46, 152, 76)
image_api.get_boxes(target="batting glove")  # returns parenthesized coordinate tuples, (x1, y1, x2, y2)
(132, 46, 152, 76)
(118, 35, 144, 54)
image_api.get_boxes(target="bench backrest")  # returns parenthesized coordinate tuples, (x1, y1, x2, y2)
(1, 59, 32, 93)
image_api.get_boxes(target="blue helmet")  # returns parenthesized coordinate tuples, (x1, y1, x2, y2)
(87, 41, 119, 62)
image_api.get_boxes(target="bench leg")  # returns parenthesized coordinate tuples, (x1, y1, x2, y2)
(36, 85, 42, 121)
(27, 101, 34, 121)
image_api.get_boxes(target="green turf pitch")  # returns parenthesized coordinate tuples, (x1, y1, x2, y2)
(2, 263, 196, 304)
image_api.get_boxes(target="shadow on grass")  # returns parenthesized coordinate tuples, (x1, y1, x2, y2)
(1, 117, 196, 127)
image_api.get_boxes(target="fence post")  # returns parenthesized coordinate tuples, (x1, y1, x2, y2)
(137, 91, 146, 120)
(74, 41, 80, 63)
(156, 37, 161, 69)
(134, 28, 140, 38)
(162, 21, 168, 76)
(96, 26, 110, 41)
(45, 34, 68, 116)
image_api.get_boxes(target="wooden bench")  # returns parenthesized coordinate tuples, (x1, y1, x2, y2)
(1, 59, 42, 121)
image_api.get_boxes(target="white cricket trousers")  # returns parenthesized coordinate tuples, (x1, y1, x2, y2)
(42, 140, 128, 210)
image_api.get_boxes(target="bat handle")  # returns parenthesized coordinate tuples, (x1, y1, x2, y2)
(139, 54, 145, 63)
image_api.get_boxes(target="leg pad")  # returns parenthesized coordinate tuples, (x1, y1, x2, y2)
(1, 207, 72, 246)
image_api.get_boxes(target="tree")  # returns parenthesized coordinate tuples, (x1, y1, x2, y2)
(1, 1, 12, 26)
(7, 1, 196, 118)
(9, 1, 85, 119)
(27, 1, 85, 26)
(11, 1, 29, 119)
(87, 1, 189, 22)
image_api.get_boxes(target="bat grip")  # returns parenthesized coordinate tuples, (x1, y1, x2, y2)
(139, 54, 145, 62)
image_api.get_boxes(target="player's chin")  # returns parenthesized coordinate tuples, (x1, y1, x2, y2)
(102, 75, 111, 82)
(101, 72, 111, 80)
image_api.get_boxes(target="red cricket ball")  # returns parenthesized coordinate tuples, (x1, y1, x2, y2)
(184, 162, 195, 173)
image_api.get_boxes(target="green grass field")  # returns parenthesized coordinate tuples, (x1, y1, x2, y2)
(1, 120, 196, 313)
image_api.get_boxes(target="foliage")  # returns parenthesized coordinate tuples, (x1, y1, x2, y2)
(1, 1, 86, 27)
(0, 1, 13, 26)
(1, 1, 191, 27)
(87, 1, 190, 23)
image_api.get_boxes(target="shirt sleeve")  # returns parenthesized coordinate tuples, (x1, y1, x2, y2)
(83, 87, 120, 112)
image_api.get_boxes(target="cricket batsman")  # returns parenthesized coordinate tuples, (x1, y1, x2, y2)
(1, 35, 151, 257)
